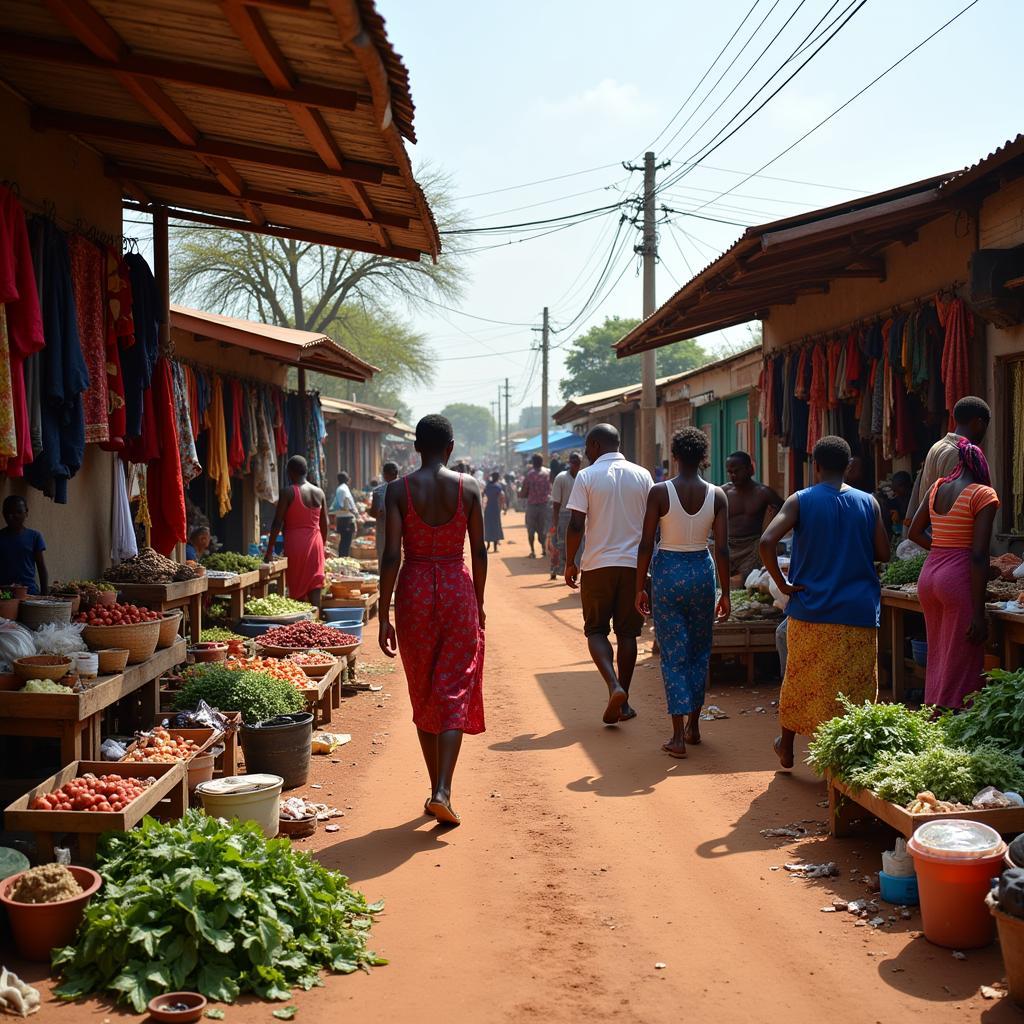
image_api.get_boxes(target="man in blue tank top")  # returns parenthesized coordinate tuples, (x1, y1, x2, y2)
(760, 436, 891, 770)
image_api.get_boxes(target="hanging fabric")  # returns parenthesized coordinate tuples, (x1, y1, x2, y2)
(938, 296, 972, 429)
(171, 360, 201, 483)
(111, 456, 138, 563)
(100, 245, 133, 451)
(146, 356, 187, 555)
(122, 253, 161, 439)
(206, 374, 232, 516)
(68, 233, 109, 444)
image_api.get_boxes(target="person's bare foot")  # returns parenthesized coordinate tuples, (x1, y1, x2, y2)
(662, 739, 687, 758)
(684, 722, 701, 745)
(618, 703, 637, 723)
(424, 797, 435, 816)
(773, 735, 794, 770)
(602, 686, 628, 724)
(427, 796, 461, 826)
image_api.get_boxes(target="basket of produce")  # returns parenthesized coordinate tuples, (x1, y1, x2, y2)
(326, 556, 363, 576)
(13, 654, 72, 683)
(19, 598, 74, 629)
(201, 551, 263, 574)
(242, 594, 314, 622)
(289, 650, 338, 678)
(359, 578, 379, 594)
(104, 547, 197, 585)
(0, 864, 102, 962)
(200, 627, 248, 657)
(77, 604, 162, 664)
(257, 621, 361, 657)
(120, 726, 219, 790)
(157, 609, 183, 648)
(96, 648, 130, 674)
(222, 654, 310, 689)
(188, 641, 228, 664)
(329, 576, 363, 597)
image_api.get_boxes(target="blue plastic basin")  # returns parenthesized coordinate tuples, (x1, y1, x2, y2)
(879, 869, 919, 905)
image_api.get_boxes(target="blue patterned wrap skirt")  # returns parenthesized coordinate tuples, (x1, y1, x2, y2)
(651, 548, 715, 715)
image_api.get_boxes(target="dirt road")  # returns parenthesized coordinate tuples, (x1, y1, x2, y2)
(39, 513, 1017, 1022)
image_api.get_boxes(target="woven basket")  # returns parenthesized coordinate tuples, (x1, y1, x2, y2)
(13, 655, 72, 682)
(292, 657, 337, 679)
(157, 610, 183, 648)
(82, 619, 161, 664)
(258, 640, 359, 659)
(97, 648, 130, 674)
(18, 599, 73, 630)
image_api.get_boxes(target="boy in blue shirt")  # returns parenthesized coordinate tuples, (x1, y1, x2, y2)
(0, 495, 48, 596)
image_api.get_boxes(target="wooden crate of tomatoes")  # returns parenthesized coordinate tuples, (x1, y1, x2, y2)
(4, 760, 187, 862)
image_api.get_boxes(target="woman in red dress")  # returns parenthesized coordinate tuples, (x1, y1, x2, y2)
(378, 415, 487, 826)
(265, 455, 328, 609)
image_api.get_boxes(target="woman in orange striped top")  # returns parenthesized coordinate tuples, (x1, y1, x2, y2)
(909, 437, 999, 708)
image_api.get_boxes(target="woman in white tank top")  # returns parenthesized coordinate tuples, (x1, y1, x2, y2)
(635, 428, 731, 758)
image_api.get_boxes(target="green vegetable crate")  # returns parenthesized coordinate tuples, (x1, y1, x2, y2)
(4, 760, 188, 863)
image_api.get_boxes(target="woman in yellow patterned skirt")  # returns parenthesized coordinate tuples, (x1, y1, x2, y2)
(759, 436, 891, 769)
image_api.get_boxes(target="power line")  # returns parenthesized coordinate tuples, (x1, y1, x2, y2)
(416, 295, 536, 327)
(686, 0, 984, 214)
(439, 200, 627, 236)
(453, 162, 625, 201)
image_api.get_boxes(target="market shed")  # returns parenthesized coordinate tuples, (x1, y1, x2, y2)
(0, 0, 440, 263)
(320, 395, 409, 488)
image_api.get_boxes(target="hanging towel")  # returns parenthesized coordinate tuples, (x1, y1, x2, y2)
(111, 456, 138, 563)
(171, 361, 201, 483)
(938, 296, 972, 430)
(207, 374, 232, 516)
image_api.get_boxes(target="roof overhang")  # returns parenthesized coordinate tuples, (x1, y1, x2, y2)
(0, 0, 439, 261)
(171, 305, 377, 382)
(615, 175, 953, 356)
(321, 394, 402, 430)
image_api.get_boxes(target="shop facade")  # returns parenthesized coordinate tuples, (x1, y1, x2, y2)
(321, 397, 413, 490)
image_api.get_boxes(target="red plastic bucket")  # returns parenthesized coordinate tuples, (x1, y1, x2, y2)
(908, 823, 1006, 949)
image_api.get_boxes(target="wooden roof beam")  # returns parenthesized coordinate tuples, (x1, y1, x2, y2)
(219, 0, 392, 250)
(103, 164, 411, 228)
(43, 0, 123, 61)
(123, 201, 423, 262)
(32, 109, 396, 185)
(0, 34, 362, 113)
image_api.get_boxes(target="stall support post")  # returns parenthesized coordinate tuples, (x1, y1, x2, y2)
(297, 366, 308, 465)
(153, 208, 170, 354)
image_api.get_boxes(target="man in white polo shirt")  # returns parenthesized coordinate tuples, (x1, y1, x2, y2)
(564, 424, 653, 725)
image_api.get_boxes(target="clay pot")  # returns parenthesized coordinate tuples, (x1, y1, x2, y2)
(0, 865, 102, 961)
(11, 585, 28, 600)
(146, 991, 207, 1023)
(189, 642, 228, 664)
(0, 597, 19, 620)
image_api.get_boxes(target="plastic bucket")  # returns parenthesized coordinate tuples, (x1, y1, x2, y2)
(321, 607, 363, 624)
(195, 774, 283, 838)
(989, 894, 1024, 1006)
(239, 712, 313, 790)
(880, 870, 919, 905)
(908, 822, 1007, 948)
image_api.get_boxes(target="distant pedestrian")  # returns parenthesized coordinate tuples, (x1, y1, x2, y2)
(378, 415, 487, 827)
(760, 436, 890, 770)
(520, 454, 551, 558)
(550, 451, 583, 578)
(565, 424, 652, 725)
(635, 428, 731, 758)
(370, 462, 400, 567)
(483, 470, 506, 552)
(330, 471, 358, 556)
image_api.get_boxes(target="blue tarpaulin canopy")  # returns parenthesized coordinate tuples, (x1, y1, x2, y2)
(514, 429, 584, 455)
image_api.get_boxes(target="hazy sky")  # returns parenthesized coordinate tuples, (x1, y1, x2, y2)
(381, 0, 1021, 425)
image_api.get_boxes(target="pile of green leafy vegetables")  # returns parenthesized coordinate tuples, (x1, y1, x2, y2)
(809, 674, 1024, 805)
(53, 811, 385, 1011)
(201, 551, 263, 573)
(880, 553, 927, 587)
(173, 665, 304, 723)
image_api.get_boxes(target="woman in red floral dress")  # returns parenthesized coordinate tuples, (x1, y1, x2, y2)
(378, 415, 487, 826)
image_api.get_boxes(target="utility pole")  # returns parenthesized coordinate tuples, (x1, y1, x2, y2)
(503, 377, 510, 467)
(540, 306, 550, 461)
(494, 389, 502, 462)
(623, 151, 669, 472)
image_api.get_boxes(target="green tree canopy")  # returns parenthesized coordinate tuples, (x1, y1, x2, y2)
(558, 316, 709, 400)
(440, 403, 495, 449)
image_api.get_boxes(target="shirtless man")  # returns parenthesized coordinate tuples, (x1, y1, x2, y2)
(723, 451, 782, 586)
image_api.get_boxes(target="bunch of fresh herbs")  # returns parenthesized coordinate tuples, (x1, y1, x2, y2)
(53, 811, 384, 1011)
(880, 554, 927, 587)
(173, 665, 303, 723)
(940, 668, 1024, 755)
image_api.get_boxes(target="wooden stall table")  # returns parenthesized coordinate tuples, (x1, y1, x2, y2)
(994, 608, 1024, 671)
(879, 588, 924, 703)
(252, 557, 288, 598)
(0, 639, 187, 767)
(828, 774, 1024, 839)
(300, 660, 345, 727)
(117, 577, 208, 644)
(710, 618, 781, 685)
(206, 569, 262, 622)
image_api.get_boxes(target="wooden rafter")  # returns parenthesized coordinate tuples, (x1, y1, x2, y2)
(218, 0, 392, 250)
(31, 109, 395, 184)
(0, 33, 362, 112)
(103, 164, 412, 229)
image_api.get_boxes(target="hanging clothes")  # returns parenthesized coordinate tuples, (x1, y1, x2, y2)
(68, 233, 109, 444)
(1, 191, 46, 476)
(101, 246, 133, 450)
(122, 253, 161, 439)
(807, 343, 827, 454)
(24, 219, 89, 503)
(227, 378, 245, 472)
(171, 361, 201, 483)
(252, 388, 279, 504)
(146, 357, 187, 555)
(111, 456, 138, 564)
(938, 296, 972, 429)
(0, 309, 14, 459)
(206, 374, 232, 516)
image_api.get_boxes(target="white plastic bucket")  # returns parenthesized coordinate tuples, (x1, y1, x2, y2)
(72, 652, 99, 679)
(194, 773, 283, 837)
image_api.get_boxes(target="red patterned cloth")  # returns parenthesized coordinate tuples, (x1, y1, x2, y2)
(68, 234, 109, 444)
(147, 356, 187, 556)
(938, 296, 972, 430)
(100, 247, 133, 450)
(394, 475, 485, 735)
(228, 378, 245, 472)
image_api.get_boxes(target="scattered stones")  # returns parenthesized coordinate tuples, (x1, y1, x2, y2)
(952, 951, 967, 961)
(760, 825, 807, 838)
(868, 917, 885, 928)
(784, 862, 839, 878)
(654, 963, 667, 970)
(324, 824, 340, 833)
(980, 985, 1004, 1000)
(820, 906, 837, 913)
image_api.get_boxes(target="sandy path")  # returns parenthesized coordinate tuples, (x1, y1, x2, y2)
(33, 513, 1017, 1022)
